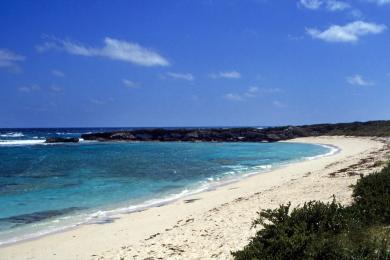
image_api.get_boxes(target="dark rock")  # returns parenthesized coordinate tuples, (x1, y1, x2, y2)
(111, 132, 136, 140)
(79, 120, 390, 143)
(45, 137, 79, 143)
(265, 134, 283, 141)
(186, 131, 199, 138)
(134, 133, 153, 141)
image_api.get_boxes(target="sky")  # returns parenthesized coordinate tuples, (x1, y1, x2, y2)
(0, 0, 390, 127)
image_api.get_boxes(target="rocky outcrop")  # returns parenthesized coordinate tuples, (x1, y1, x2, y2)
(45, 137, 79, 143)
(80, 120, 390, 143)
(80, 127, 308, 143)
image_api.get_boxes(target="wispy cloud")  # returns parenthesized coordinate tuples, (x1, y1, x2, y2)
(166, 72, 194, 81)
(306, 21, 386, 43)
(0, 49, 25, 72)
(224, 93, 244, 102)
(122, 79, 139, 88)
(37, 37, 169, 67)
(244, 86, 260, 98)
(51, 69, 65, 77)
(288, 34, 305, 41)
(346, 74, 374, 86)
(18, 84, 64, 93)
(272, 100, 287, 108)
(90, 99, 106, 105)
(210, 70, 241, 79)
(18, 84, 41, 93)
(50, 85, 63, 92)
(224, 86, 281, 102)
(299, 0, 323, 9)
(90, 97, 114, 105)
(299, 0, 350, 11)
(224, 87, 254, 102)
(326, 0, 350, 11)
(246, 86, 282, 97)
(348, 9, 363, 19)
(364, 0, 390, 5)
(23, 102, 57, 112)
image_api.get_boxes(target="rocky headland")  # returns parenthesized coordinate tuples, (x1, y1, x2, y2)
(79, 120, 390, 143)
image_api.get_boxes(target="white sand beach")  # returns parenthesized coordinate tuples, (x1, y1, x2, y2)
(1, 136, 388, 260)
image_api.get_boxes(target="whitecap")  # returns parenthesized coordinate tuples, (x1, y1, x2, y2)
(0, 132, 24, 138)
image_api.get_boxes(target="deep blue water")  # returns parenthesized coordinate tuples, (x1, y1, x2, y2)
(0, 128, 334, 245)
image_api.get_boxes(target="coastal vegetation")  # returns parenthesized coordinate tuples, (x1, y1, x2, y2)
(232, 163, 390, 259)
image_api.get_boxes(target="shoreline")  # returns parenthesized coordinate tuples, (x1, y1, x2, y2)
(0, 141, 335, 247)
(0, 136, 388, 259)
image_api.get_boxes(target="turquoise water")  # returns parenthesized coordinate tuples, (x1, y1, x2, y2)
(0, 129, 334, 245)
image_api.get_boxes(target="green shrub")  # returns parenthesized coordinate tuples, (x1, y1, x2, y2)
(232, 200, 358, 260)
(232, 162, 390, 260)
(352, 164, 390, 225)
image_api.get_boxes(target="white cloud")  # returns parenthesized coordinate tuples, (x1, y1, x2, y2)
(299, 0, 323, 9)
(211, 70, 241, 79)
(122, 79, 139, 88)
(346, 74, 374, 86)
(306, 21, 386, 43)
(326, 0, 350, 11)
(224, 93, 244, 101)
(0, 49, 25, 71)
(299, 0, 350, 11)
(166, 72, 194, 81)
(37, 37, 169, 67)
(18, 85, 41, 93)
(51, 69, 65, 77)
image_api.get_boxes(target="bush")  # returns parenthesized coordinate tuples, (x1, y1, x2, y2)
(233, 200, 357, 260)
(352, 164, 390, 225)
(232, 163, 390, 260)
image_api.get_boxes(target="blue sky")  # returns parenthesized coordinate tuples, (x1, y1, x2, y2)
(1, 0, 390, 127)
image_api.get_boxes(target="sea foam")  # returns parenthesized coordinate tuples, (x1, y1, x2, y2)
(0, 139, 45, 146)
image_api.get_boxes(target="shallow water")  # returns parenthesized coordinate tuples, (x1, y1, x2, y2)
(0, 128, 333, 245)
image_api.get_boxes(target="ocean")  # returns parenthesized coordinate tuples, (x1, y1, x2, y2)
(0, 128, 336, 245)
